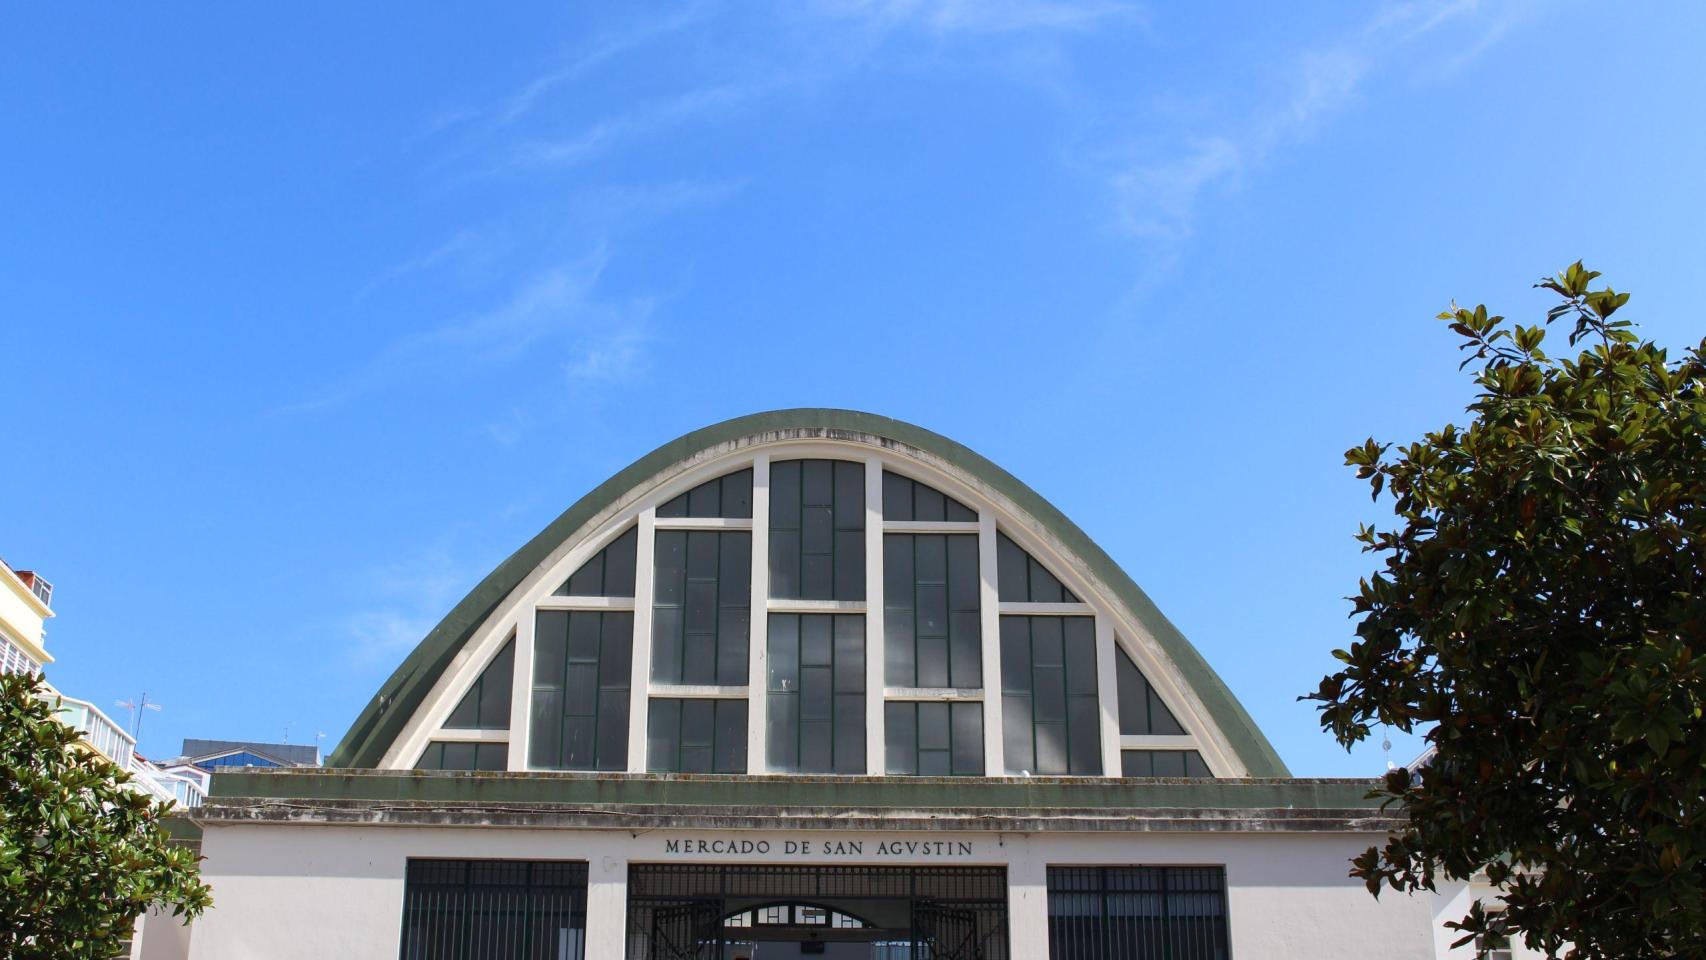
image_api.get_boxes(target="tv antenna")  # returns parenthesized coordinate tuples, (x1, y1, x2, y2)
(114, 693, 162, 741)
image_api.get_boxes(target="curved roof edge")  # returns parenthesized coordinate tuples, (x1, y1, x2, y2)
(328, 409, 1289, 776)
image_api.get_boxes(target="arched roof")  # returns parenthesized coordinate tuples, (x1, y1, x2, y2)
(328, 409, 1288, 776)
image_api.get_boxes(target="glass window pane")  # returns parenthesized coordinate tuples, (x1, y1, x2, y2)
(1064, 618, 1097, 696)
(999, 618, 1032, 694)
(651, 608, 683, 684)
(801, 552, 833, 600)
(913, 484, 945, 522)
(1003, 694, 1034, 774)
(1149, 688, 1186, 736)
(1184, 751, 1211, 778)
(648, 699, 681, 772)
(721, 468, 753, 519)
(833, 617, 864, 693)
(769, 530, 800, 598)
(997, 534, 1029, 602)
(596, 692, 627, 769)
(882, 471, 913, 522)
(834, 461, 864, 528)
(917, 635, 949, 688)
(1121, 749, 1153, 777)
(768, 615, 799, 691)
(800, 720, 832, 772)
(714, 701, 747, 773)
(442, 742, 477, 771)
(885, 608, 915, 687)
(475, 640, 514, 729)
(717, 611, 749, 686)
(833, 530, 865, 600)
(833, 693, 864, 773)
(687, 479, 719, 518)
(654, 531, 686, 604)
(918, 701, 950, 751)
(950, 702, 984, 775)
(801, 614, 833, 666)
(604, 527, 637, 597)
(1151, 750, 1186, 777)
(1035, 722, 1068, 774)
(1034, 665, 1067, 722)
(683, 633, 716, 685)
(949, 610, 981, 688)
(770, 461, 801, 525)
(802, 460, 833, 507)
(768, 694, 798, 771)
(1031, 617, 1064, 666)
(1068, 695, 1102, 775)
(885, 702, 916, 775)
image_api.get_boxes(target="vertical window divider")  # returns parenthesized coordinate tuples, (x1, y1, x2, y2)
(627, 506, 658, 772)
(977, 510, 1004, 775)
(746, 455, 770, 774)
(1095, 616, 1122, 778)
(507, 614, 536, 770)
(863, 456, 884, 774)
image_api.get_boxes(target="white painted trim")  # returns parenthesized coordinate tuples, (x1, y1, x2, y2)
(766, 599, 867, 613)
(626, 507, 657, 772)
(652, 517, 754, 531)
(507, 619, 533, 770)
(999, 601, 1095, 616)
(883, 686, 985, 701)
(534, 596, 637, 611)
(1095, 615, 1121, 777)
(1120, 735, 1200, 750)
(426, 728, 510, 743)
(746, 455, 770, 774)
(864, 456, 885, 775)
(881, 520, 980, 534)
(379, 433, 1251, 779)
(648, 684, 749, 699)
(977, 509, 1004, 775)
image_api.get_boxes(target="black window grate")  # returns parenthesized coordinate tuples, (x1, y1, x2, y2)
(399, 859, 588, 960)
(1046, 866, 1229, 960)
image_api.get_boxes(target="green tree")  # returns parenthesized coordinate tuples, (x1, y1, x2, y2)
(1307, 264, 1706, 959)
(0, 670, 212, 959)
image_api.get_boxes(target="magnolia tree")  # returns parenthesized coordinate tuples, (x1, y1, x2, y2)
(1307, 264, 1706, 958)
(0, 670, 212, 959)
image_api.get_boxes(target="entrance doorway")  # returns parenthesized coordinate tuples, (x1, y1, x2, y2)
(626, 864, 1008, 960)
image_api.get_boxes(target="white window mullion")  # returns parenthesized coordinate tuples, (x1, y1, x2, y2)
(626, 506, 658, 772)
(864, 456, 885, 775)
(977, 510, 1005, 775)
(1095, 615, 1121, 777)
(506, 618, 535, 770)
(746, 455, 771, 774)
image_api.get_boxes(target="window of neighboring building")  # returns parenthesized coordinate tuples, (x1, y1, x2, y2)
(647, 698, 747, 773)
(652, 530, 751, 685)
(766, 613, 865, 773)
(400, 860, 588, 960)
(416, 741, 507, 771)
(769, 460, 865, 600)
(884, 701, 983, 776)
(443, 637, 514, 730)
(1478, 910, 1514, 960)
(1000, 616, 1101, 775)
(996, 533, 1079, 603)
(1046, 866, 1229, 960)
(555, 526, 637, 597)
(882, 470, 977, 522)
(0, 634, 39, 677)
(531, 611, 631, 771)
(884, 532, 981, 688)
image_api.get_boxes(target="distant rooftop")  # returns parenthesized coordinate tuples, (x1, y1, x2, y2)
(180, 738, 320, 766)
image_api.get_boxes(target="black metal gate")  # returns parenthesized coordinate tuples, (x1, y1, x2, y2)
(627, 864, 1008, 960)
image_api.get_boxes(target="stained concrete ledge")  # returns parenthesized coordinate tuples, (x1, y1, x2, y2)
(197, 769, 1397, 833)
(194, 797, 1400, 833)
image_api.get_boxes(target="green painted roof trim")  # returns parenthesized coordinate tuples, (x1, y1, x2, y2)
(329, 409, 1289, 776)
(213, 770, 1350, 809)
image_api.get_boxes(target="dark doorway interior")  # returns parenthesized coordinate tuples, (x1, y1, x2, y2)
(626, 864, 1008, 960)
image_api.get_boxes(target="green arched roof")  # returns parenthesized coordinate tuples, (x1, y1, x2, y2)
(329, 409, 1289, 776)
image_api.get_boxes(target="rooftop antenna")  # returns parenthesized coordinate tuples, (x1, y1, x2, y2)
(283, 722, 292, 744)
(1382, 728, 1396, 771)
(114, 693, 162, 741)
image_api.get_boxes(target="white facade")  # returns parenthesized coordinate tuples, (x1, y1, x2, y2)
(172, 412, 1502, 959)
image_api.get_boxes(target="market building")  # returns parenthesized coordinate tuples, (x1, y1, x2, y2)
(183, 409, 1450, 959)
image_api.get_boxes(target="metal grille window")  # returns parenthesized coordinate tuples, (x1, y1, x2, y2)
(657, 468, 753, 519)
(882, 470, 977, 522)
(885, 701, 984, 775)
(416, 741, 508, 771)
(1046, 866, 1228, 960)
(1000, 616, 1101, 775)
(651, 530, 751, 685)
(444, 638, 514, 730)
(996, 533, 1079, 603)
(530, 611, 631, 770)
(769, 459, 866, 600)
(554, 526, 637, 597)
(647, 698, 747, 772)
(884, 533, 982, 688)
(399, 859, 588, 960)
(767, 613, 866, 773)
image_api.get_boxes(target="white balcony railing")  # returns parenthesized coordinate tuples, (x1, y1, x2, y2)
(53, 694, 138, 772)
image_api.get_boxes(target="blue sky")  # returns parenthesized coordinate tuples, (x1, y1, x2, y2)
(5, 1, 1703, 774)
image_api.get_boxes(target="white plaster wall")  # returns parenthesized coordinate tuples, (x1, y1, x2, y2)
(189, 824, 1437, 960)
(1432, 882, 1550, 960)
(133, 906, 194, 960)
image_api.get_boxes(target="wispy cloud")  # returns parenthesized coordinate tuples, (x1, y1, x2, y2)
(341, 546, 483, 665)
(284, 249, 653, 413)
(815, 0, 1142, 33)
(1109, 0, 1535, 272)
(486, 83, 769, 177)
